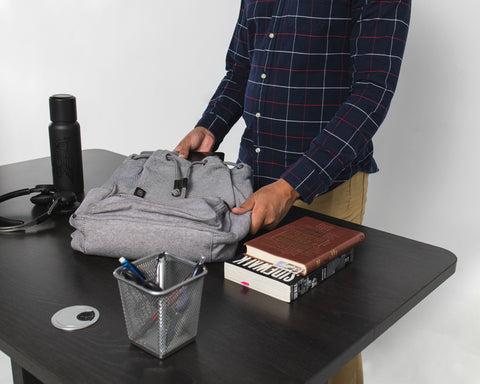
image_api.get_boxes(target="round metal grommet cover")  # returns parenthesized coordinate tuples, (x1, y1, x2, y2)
(51, 305, 100, 331)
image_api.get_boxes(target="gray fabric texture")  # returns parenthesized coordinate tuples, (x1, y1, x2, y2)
(70, 150, 252, 262)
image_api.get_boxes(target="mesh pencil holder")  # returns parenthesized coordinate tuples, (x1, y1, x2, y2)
(113, 253, 207, 359)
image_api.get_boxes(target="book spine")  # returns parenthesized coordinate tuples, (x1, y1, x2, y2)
(290, 249, 353, 300)
(290, 265, 326, 301)
(304, 233, 364, 274)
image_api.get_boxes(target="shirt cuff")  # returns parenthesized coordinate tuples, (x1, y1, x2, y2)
(196, 112, 231, 150)
(281, 156, 331, 204)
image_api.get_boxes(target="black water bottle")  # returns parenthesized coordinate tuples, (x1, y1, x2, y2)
(49, 94, 84, 194)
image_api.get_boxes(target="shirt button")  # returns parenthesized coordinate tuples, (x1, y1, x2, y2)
(261, 73, 267, 79)
(255, 147, 261, 153)
(269, 33, 274, 39)
(255, 112, 261, 118)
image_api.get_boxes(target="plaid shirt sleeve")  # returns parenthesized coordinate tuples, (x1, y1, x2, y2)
(196, 2, 249, 147)
(282, 0, 411, 201)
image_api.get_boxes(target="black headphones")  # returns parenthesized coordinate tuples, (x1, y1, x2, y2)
(0, 185, 78, 232)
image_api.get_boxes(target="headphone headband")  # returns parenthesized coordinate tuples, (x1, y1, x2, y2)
(0, 185, 55, 203)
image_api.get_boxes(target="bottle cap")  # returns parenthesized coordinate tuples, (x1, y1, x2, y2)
(49, 94, 77, 123)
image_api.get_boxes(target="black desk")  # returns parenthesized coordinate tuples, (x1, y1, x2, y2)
(0, 149, 456, 384)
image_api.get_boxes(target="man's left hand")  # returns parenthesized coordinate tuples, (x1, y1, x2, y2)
(232, 179, 301, 234)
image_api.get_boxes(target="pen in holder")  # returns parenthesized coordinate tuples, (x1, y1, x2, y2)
(113, 253, 207, 359)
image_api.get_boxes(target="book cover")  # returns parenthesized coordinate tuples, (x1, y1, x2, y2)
(224, 250, 354, 303)
(244, 216, 364, 275)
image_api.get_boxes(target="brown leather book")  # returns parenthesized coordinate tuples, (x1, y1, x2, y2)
(244, 216, 365, 275)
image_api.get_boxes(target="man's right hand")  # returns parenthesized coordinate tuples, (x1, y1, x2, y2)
(174, 126, 216, 159)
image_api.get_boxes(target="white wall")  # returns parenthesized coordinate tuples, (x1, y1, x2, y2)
(361, 1, 480, 382)
(0, 1, 478, 383)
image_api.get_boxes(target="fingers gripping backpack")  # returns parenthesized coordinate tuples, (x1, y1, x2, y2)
(70, 150, 252, 262)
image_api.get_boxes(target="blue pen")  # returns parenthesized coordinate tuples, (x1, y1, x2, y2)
(118, 257, 145, 280)
(188, 256, 206, 279)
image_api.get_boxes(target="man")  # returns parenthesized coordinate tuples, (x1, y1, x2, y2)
(175, 1, 410, 382)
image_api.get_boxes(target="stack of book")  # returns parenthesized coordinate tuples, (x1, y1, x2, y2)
(224, 216, 365, 303)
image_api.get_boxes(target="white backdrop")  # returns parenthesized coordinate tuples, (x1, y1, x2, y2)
(0, 1, 478, 383)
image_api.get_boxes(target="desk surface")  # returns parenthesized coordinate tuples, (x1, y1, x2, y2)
(0, 149, 456, 384)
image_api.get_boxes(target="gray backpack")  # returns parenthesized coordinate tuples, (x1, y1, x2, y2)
(70, 150, 252, 262)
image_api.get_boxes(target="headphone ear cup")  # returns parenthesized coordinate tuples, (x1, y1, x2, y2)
(30, 192, 55, 206)
(53, 191, 78, 214)
(55, 191, 77, 208)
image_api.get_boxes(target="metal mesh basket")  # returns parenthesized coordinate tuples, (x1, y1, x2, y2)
(113, 253, 207, 359)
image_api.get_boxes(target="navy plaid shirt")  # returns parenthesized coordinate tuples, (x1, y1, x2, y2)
(197, 0, 411, 203)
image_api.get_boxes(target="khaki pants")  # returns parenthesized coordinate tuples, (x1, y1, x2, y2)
(294, 171, 368, 384)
